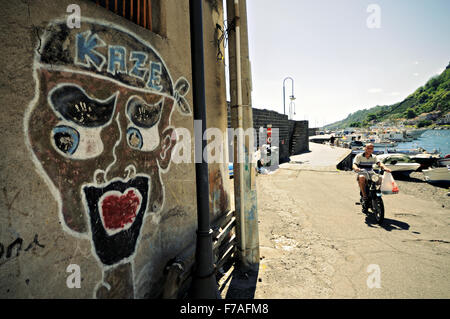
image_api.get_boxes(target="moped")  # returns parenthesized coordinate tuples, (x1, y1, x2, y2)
(358, 168, 384, 224)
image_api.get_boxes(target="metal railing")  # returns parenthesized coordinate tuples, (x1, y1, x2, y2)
(93, 0, 157, 32)
(161, 209, 237, 298)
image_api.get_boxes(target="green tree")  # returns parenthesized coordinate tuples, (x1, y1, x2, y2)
(406, 108, 416, 119)
(418, 92, 430, 103)
(417, 120, 432, 128)
(426, 76, 440, 91)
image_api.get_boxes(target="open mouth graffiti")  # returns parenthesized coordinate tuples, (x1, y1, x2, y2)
(83, 175, 150, 266)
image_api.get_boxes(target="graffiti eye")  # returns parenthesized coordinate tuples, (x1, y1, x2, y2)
(52, 126, 80, 155)
(49, 85, 116, 128)
(127, 127, 143, 150)
(126, 96, 162, 129)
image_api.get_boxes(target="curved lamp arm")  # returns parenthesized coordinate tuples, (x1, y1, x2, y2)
(283, 77, 295, 117)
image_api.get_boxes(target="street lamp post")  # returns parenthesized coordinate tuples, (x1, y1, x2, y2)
(283, 77, 295, 118)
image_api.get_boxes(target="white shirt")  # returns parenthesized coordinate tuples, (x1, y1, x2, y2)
(353, 152, 380, 170)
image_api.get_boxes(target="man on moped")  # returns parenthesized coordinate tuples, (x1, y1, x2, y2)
(352, 143, 391, 200)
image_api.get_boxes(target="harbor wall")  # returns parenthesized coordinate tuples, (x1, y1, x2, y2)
(227, 106, 309, 162)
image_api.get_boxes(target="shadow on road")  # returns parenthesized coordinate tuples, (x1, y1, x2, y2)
(217, 259, 259, 299)
(365, 214, 410, 231)
(392, 172, 424, 183)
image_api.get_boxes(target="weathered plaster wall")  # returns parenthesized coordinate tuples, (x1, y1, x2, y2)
(203, 0, 231, 221)
(0, 0, 229, 298)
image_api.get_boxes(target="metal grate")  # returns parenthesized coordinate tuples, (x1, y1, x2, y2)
(92, 0, 159, 33)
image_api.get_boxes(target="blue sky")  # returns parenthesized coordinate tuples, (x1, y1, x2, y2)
(244, 0, 450, 126)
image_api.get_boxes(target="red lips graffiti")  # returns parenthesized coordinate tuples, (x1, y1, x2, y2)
(83, 176, 149, 265)
(100, 189, 141, 231)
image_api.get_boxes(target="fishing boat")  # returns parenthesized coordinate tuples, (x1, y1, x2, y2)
(388, 131, 408, 142)
(437, 155, 450, 167)
(422, 166, 450, 183)
(386, 147, 436, 155)
(377, 153, 421, 174)
(369, 136, 398, 147)
(349, 140, 364, 150)
(372, 141, 398, 147)
(409, 153, 441, 171)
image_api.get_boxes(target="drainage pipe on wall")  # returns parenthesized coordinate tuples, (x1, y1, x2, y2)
(234, 0, 247, 263)
(188, 0, 219, 299)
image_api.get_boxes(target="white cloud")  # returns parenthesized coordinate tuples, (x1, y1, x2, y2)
(368, 88, 383, 93)
(413, 73, 419, 76)
(413, 61, 419, 65)
(390, 92, 400, 96)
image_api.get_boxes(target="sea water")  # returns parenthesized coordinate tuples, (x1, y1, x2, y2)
(375, 129, 450, 156)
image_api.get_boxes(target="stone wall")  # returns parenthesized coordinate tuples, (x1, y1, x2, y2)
(227, 106, 309, 162)
(308, 127, 320, 136)
(290, 120, 309, 155)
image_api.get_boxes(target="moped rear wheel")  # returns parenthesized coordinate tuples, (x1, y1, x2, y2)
(372, 197, 384, 224)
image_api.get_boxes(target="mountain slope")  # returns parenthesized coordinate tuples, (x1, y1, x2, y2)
(325, 62, 450, 130)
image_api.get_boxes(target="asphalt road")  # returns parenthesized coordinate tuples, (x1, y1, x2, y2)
(252, 168, 450, 298)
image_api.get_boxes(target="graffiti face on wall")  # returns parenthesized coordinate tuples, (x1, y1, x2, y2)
(25, 19, 191, 297)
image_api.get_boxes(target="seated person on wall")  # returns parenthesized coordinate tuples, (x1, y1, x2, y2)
(352, 143, 391, 200)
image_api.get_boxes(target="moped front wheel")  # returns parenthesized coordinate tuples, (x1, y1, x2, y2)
(372, 197, 384, 224)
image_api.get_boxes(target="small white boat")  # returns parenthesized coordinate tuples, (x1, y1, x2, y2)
(350, 140, 364, 150)
(437, 157, 450, 167)
(409, 153, 440, 170)
(377, 153, 421, 173)
(422, 166, 450, 183)
(371, 139, 398, 147)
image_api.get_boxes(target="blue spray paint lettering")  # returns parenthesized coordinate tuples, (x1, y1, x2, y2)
(107, 46, 127, 75)
(75, 31, 106, 71)
(146, 62, 163, 91)
(129, 51, 148, 80)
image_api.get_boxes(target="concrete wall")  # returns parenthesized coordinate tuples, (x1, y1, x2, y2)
(290, 120, 309, 155)
(308, 127, 319, 136)
(0, 0, 230, 298)
(227, 106, 309, 162)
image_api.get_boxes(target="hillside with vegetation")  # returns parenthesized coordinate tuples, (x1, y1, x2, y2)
(325, 62, 450, 130)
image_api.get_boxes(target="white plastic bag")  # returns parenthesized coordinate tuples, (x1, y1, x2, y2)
(381, 172, 399, 194)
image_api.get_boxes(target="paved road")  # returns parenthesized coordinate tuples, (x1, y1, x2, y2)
(221, 143, 449, 298)
(281, 142, 351, 172)
(253, 168, 450, 298)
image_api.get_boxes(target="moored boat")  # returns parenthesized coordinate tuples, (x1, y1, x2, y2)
(372, 141, 398, 147)
(437, 155, 450, 167)
(422, 166, 450, 183)
(377, 153, 421, 174)
(409, 153, 441, 171)
(386, 147, 437, 155)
